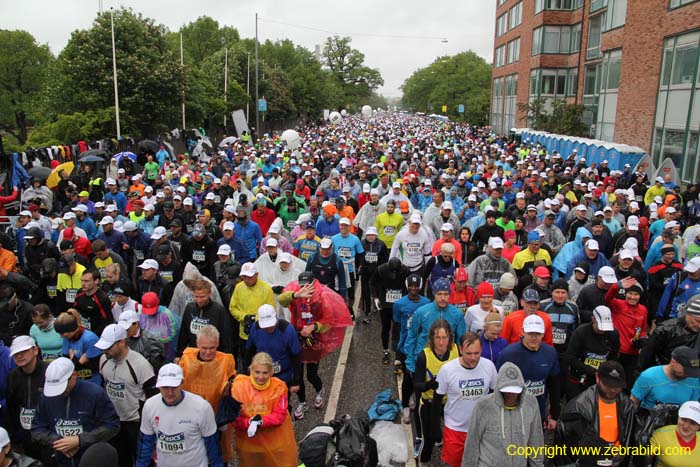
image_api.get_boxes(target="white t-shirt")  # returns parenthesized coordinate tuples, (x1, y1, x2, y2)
(390, 229, 432, 269)
(140, 391, 217, 467)
(436, 357, 498, 432)
(464, 304, 504, 333)
(100, 349, 154, 422)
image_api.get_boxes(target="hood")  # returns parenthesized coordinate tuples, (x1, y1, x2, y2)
(495, 362, 526, 403)
(574, 226, 592, 246)
(664, 194, 676, 206)
(271, 216, 285, 232)
(182, 262, 204, 281)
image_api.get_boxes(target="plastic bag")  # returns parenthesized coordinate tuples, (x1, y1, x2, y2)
(369, 421, 408, 466)
(367, 389, 401, 422)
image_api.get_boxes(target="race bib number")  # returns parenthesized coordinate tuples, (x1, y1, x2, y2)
(42, 350, 61, 362)
(186, 224, 194, 233)
(383, 226, 396, 236)
(192, 250, 206, 262)
(459, 379, 485, 400)
(287, 220, 296, 229)
(81, 316, 91, 330)
(272, 361, 282, 374)
(159, 271, 174, 283)
(190, 316, 209, 334)
(76, 369, 93, 379)
(20, 408, 35, 430)
(65, 288, 78, 304)
(365, 252, 378, 263)
(553, 329, 567, 345)
(106, 381, 126, 400)
(406, 242, 420, 255)
(158, 432, 185, 454)
(338, 247, 352, 258)
(526, 380, 545, 397)
(584, 353, 606, 370)
(214, 196, 221, 204)
(47, 285, 57, 298)
(55, 420, 83, 437)
(135, 250, 144, 261)
(386, 289, 402, 303)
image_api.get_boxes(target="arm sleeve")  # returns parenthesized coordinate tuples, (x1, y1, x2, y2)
(78, 391, 120, 447)
(228, 288, 246, 321)
(412, 351, 429, 394)
(261, 393, 289, 428)
(203, 433, 224, 467)
(31, 399, 61, 447)
(277, 290, 295, 308)
(218, 310, 234, 355)
(135, 432, 156, 467)
(403, 313, 420, 372)
(656, 275, 676, 319)
(463, 404, 486, 467)
(176, 311, 191, 357)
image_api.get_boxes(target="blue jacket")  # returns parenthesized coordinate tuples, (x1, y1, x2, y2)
(644, 242, 679, 270)
(0, 343, 15, 419)
(565, 249, 610, 280)
(76, 217, 98, 240)
(316, 217, 340, 238)
(246, 320, 301, 386)
(480, 334, 508, 365)
(552, 227, 591, 279)
(234, 220, 262, 261)
(658, 272, 700, 319)
(216, 236, 248, 263)
(393, 295, 431, 355)
(125, 230, 153, 266)
(403, 302, 467, 373)
(98, 230, 127, 262)
(103, 191, 127, 214)
(32, 379, 120, 466)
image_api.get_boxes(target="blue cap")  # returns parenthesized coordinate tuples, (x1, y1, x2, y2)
(527, 231, 541, 243)
(433, 278, 451, 294)
(305, 220, 315, 229)
(522, 288, 540, 303)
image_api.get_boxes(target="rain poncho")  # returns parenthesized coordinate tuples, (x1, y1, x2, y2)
(255, 254, 306, 320)
(280, 279, 353, 363)
(169, 262, 223, 318)
(139, 305, 180, 362)
(552, 227, 591, 279)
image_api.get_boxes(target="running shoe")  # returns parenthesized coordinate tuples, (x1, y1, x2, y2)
(413, 437, 424, 458)
(293, 402, 308, 420)
(314, 387, 325, 409)
(401, 407, 411, 424)
(394, 360, 403, 375)
(382, 351, 391, 365)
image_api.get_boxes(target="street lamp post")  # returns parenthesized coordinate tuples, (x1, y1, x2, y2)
(255, 12, 259, 132)
(109, 8, 121, 138)
(246, 52, 251, 123)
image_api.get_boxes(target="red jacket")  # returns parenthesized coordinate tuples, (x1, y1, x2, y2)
(606, 283, 647, 355)
(501, 310, 554, 346)
(250, 207, 277, 236)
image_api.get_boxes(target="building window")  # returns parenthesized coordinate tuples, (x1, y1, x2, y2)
(507, 38, 521, 64)
(670, 0, 699, 8)
(504, 74, 519, 133)
(496, 13, 508, 37)
(590, 0, 607, 12)
(509, 2, 522, 29)
(593, 50, 622, 141)
(533, 24, 581, 55)
(495, 45, 506, 67)
(498, 0, 508, 6)
(529, 68, 578, 99)
(566, 68, 579, 96)
(535, 0, 584, 13)
(603, 0, 627, 31)
(587, 14, 604, 60)
(652, 31, 700, 182)
(491, 77, 504, 132)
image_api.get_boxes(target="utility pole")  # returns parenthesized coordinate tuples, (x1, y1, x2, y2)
(110, 8, 121, 138)
(255, 12, 260, 132)
(224, 47, 228, 128)
(246, 51, 251, 123)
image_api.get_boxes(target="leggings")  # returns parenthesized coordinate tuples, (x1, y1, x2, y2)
(297, 362, 323, 403)
(359, 273, 372, 316)
(418, 400, 443, 463)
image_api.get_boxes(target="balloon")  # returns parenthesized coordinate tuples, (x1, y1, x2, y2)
(329, 111, 342, 124)
(361, 105, 372, 118)
(340, 109, 347, 117)
(281, 129, 301, 150)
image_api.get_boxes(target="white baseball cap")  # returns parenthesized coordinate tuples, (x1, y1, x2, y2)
(122, 221, 138, 232)
(95, 324, 127, 350)
(268, 224, 281, 234)
(279, 252, 292, 263)
(365, 226, 378, 236)
(593, 306, 614, 331)
(265, 238, 279, 248)
(44, 357, 75, 397)
(138, 259, 159, 271)
(217, 244, 232, 256)
(205, 192, 216, 200)
(10, 335, 36, 357)
(320, 238, 333, 249)
(679, 401, 700, 425)
(105, 204, 117, 212)
(62, 212, 76, 220)
(585, 239, 599, 251)
(240, 262, 257, 277)
(409, 214, 422, 224)
(339, 217, 351, 226)
(257, 304, 278, 328)
(522, 315, 545, 334)
(144, 204, 155, 212)
(183, 198, 193, 206)
(598, 266, 617, 284)
(619, 249, 634, 260)
(156, 363, 184, 388)
(150, 226, 167, 240)
(442, 201, 453, 210)
(99, 216, 114, 225)
(441, 223, 453, 232)
(488, 237, 504, 249)
(72, 204, 88, 213)
(685, 257, 700, 273)
(117, 310, 139, 329)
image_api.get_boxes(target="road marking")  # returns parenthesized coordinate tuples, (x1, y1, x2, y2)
(324, 325, 354, 423)
(397, 371, 417, 466)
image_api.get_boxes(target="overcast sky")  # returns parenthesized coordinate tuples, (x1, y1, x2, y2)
(0, 0, 495, 97)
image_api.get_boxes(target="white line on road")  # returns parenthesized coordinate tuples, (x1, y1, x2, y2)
(324, 325, 354, 423)
(397, 371, 417, 467)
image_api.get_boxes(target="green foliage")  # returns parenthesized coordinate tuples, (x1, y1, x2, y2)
(519, 98, 588, 137)
(400, 51, 491, 125)
(50, 8, 183, 136)
(322, 36, 384, 110)
(26, 108, 117, 147)
(0, 29, 54, 144)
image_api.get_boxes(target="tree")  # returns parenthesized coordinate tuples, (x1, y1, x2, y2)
(322, 36, 383, 109)
(26, 108, 116, 147)
(519, 98, 588, 137)
(174, 16, 239, 64)
(49, 8, 184, 137)
(0, 30, 53, 145)
(400, 51, 491, 125)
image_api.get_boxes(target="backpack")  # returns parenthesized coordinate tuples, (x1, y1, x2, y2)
(298, 424, 336, 467)
(330, 414, 378, 467)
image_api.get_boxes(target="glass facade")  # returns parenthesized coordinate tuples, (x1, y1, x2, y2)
(535, 0, 584, 14)
(509, 2, 522, 30)
(507, 38, 521, 64)
(532, 24, 582, 55)
(652, 32, 700, 182)
(603, 0, 627, 31)
(491, 75, 518, 134)
(495, 45, 506, 67)
(497, 13, 507, 37)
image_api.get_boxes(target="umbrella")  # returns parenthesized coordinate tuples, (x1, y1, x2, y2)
(138, 140, 160, 153)
(78, 149, 108, 158)
(192, 139, 213, 159)
(113, 152, 138, 164)
(79, 154, 107, 163)
(47, 162, 75, 189)
(218, 136, 237, 148)
(28, 166, 51, 180)
(162, 141, 175, 157)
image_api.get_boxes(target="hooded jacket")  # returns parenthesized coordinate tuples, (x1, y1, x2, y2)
(462, 362, 544, 467)
(552, 227, 591, 279)
(467, 251, 516, 289)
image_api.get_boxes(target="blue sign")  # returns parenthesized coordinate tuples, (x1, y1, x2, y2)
(458, 104, 465, 113)
(258, 98, 267, 112)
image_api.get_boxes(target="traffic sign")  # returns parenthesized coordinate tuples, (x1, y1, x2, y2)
(258, 98, 267, 112)
(441, 105, 447, 113)
(458, 104, 465, 113)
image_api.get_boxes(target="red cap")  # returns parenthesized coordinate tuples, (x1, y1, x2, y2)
(131, 200, 145, 208)
(476, 282, 494, 299)
(28, 204, 40, 212)
(454, 268, 468, 282)
(534, 266, 551, 278)
(504, 230, 516, 240)
(399, 201, 410, 214)
(141, 292, 160, 315)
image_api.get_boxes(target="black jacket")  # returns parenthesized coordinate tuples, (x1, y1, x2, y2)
(23, 240, 60, 283)
(177, 300, 234, 357)
(638, 316, 700, 371)
(6, 360, 49, 444)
